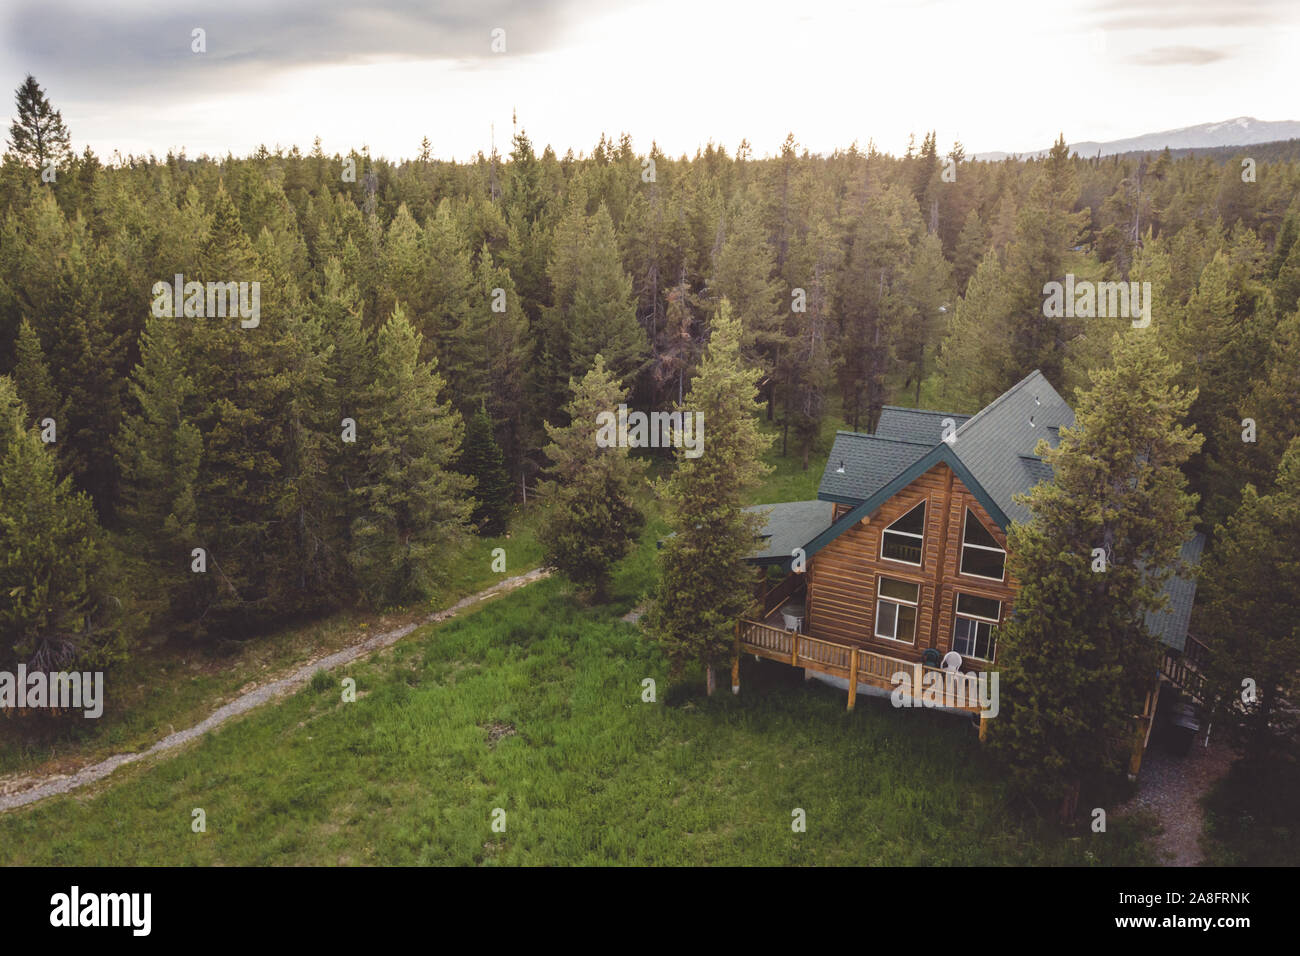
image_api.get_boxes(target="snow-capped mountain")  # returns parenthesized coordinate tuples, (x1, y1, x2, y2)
(973, 117, 1300, 160)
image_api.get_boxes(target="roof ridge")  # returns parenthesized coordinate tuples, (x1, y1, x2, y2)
(879, 405, 969, 416)
(953, 369, 1048, 438)
(833, 431, 935, 447)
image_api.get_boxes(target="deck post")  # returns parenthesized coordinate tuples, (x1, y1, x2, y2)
(1128, 717, 1148, 777)
(847, 648, 858, 711)
(978, 713, 989, 742)
(731, 621, 741, 695)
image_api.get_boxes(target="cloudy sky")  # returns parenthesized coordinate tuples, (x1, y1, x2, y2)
(2, 0, 1297, 161)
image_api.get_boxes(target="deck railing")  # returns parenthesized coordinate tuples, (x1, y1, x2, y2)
(1160, 646, 1207, 703)
(737, 617, 985, 714)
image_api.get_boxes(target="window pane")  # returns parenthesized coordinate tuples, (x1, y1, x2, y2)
(953, 617, 974, 655)
(882, 533, 922, 564)
(963, 509, 1001, 549)
(896, 603, 917, 643)
(875, 601, 896, 639)
(956, 594, 1000, 620)
(973, 621, 995, 659)
(888, 501, 926, 536)
(879, 577, 919, 603)
(961, 545, 1005, 579)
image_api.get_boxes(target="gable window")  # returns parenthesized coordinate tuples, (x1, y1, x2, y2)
(881, 501, 926, 566)
(952, 593, 1000, 661)
(874, 576, 919, 644)
(960, 508, 1006, 581)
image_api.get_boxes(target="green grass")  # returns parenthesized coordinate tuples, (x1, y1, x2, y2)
(0, 507, 545, 777)
(0, 427, 1159, 865)
(750, 409, 850, 504)
(0, 553, 1151, 865)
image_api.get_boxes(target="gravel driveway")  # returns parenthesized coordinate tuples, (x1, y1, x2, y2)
(1118, 732, 1237, 866)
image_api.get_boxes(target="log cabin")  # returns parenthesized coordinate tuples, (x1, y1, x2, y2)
(733, 370, 1207, 775)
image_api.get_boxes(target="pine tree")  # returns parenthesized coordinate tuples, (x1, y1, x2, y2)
(897, 231, 953, 406)
(782, 218, 838, 469)
(938, 250, 1013, 410)
(646, 302, 771, 693)
(6, 75, 72, 170)
(987, 331, 1202, 822)
(538, 190, 591, 415)
(460, 250, 533, 485)
(997, 136, 1090, 391)
(115, 311, 206, 630)
(348, 305, 473, 605)
(1271, 233, 1300, 317)
(952, 209, 989, 293)
(711, 197, 782, 414)
(834, 182, 920, 430)
(0, 376, 130, 671)
(2, 192, 129, 515)
(1170, 249, 1275, 521)
(460, 404, 512, 535)
(536, 355, 647, 601)
(1200, 437, 1300, 761)
(12, 318, 58, 427)
(568, 204, 647, 386)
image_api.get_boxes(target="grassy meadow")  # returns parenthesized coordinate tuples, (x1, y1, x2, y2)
(0, 394, 1156, 865)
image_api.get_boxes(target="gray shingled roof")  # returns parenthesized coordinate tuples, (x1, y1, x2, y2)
(802, 371, 1201, 651)
(948, 370, 1074, 526)
(1145, 533, 1206, 652)
(874, 406, 971, 445)
(743, 500, 833, 565)
(816, 371, 1071, 525)
(817, 433, 932, 503)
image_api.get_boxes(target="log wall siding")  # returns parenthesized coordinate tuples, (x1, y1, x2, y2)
(807, 463, 1018, 666)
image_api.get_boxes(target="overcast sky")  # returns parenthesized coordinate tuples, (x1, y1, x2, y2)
(2, 0, 1298, 161)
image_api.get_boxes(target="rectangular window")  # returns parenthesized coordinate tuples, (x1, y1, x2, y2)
(881, 501, 926, 566)
(960, 508, 1006, 581)
(874, 576, 919, 644)
(953, 593, 1000, 661)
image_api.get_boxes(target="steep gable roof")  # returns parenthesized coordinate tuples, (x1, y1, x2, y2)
(818, 433, 932, 503)
(803, 441, 1010, 563)
(816, 370, 1073, 530)
(948, 370, 1074, 526)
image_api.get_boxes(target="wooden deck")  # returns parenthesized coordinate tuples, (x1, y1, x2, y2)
(735, 590, 1206, 764)
(1160, 635, 1209, 704)
(733, 615, 988, 719)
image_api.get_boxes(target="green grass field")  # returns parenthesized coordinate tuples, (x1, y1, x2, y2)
(0, 410, 1161, 865)
(0, 508, 546, 777)
(0, 526, 1151, 865)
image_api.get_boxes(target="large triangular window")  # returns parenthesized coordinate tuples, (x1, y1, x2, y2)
(881, 501, 925, 565)
(960, 508, 1006, 581)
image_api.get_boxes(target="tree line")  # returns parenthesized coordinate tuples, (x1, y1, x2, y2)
(1, 74, 1297, 801)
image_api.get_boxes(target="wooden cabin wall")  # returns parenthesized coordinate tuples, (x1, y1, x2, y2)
(808, 463, 1019, 666)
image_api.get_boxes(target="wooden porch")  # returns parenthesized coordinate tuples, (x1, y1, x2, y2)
(732, 567, 992, 748)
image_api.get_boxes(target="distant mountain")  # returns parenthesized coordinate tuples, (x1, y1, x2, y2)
(973, 117, 1300, 161)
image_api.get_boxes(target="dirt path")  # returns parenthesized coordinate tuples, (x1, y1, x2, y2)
(1118, 735, 1237, 866)
(0, 568, 551, 814)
